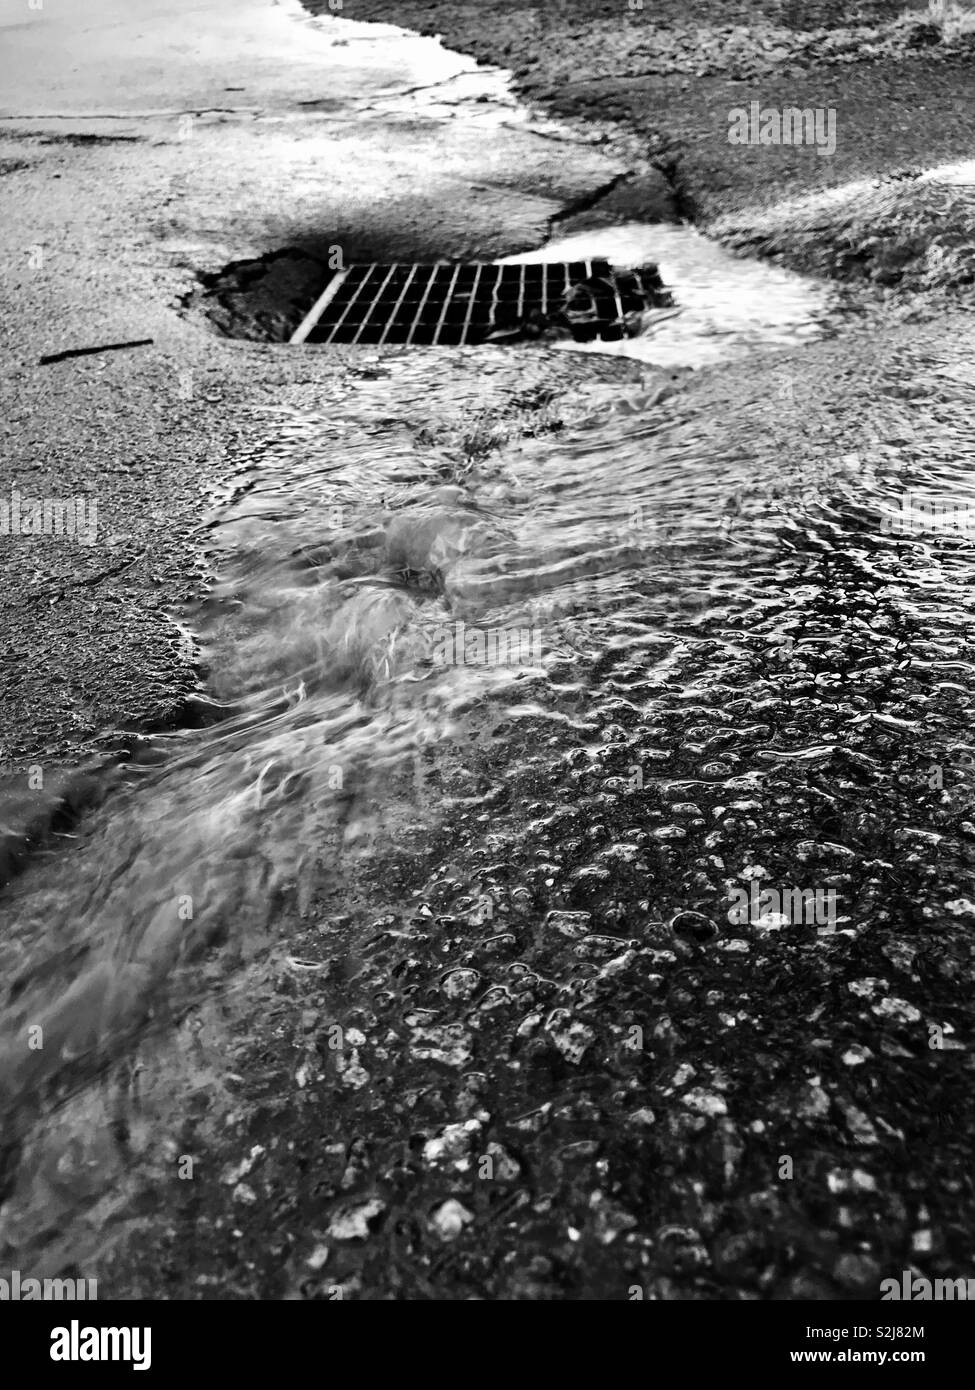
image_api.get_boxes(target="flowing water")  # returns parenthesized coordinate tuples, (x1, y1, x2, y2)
(5, 314, 975, 1279)
(3, 4, 975, 1290)
(501, 222, 828, 366)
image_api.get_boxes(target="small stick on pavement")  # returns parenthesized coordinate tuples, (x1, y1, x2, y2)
(38, 338, 154, 366)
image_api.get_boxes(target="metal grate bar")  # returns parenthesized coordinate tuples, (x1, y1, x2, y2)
(459, 262, 485, 344)
(378, 262, 420, 346)
(431, 262, 462, 346)
(404, 263, 440, 346)
(290, 269, 350, 345)
(323, 264, 378, 341)
(349, 263, 400, 346)
(610, 277, 626, 340)
(488, 263, 502, 334)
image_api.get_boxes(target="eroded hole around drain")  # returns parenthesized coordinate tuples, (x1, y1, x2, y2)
(181, 245, 674, 347)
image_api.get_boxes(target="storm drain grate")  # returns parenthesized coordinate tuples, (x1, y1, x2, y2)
(290, 260, 669, 347)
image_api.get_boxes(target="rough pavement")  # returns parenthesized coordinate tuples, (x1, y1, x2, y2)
(327, 0, 975, 288)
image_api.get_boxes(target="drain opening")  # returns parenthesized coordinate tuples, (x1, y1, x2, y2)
(290, 260, 672, 347)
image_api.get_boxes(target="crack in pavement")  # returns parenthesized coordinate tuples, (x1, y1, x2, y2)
(30, 551, 146, 603)
(365, 70, 485, 100)
(499, 121, 609, 147)
(544, 171, 635, 240)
